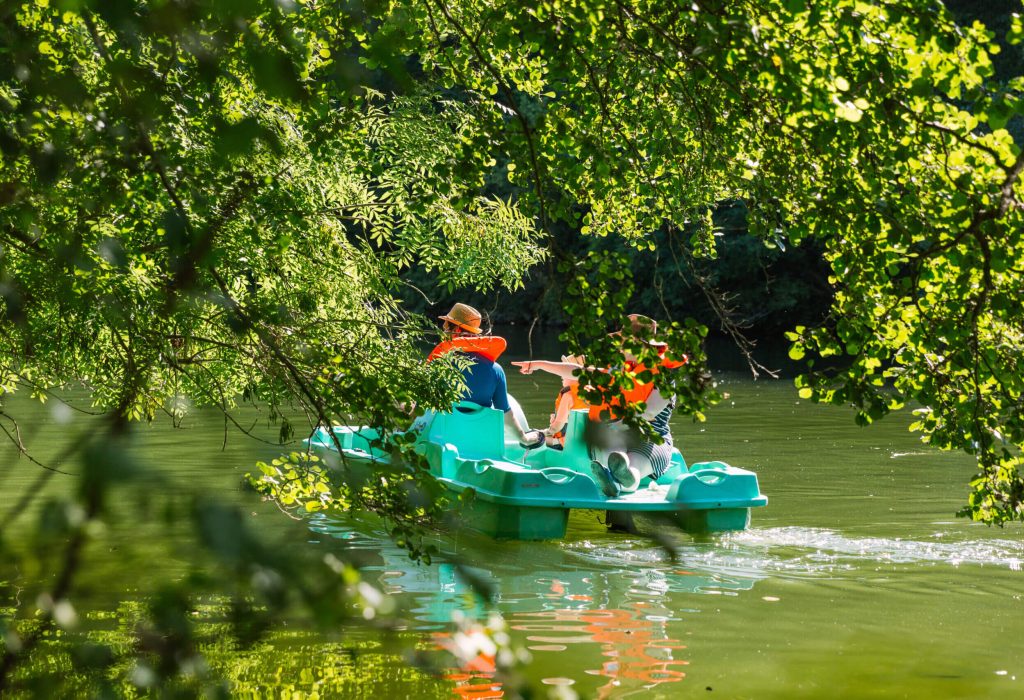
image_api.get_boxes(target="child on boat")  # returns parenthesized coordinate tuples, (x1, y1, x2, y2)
(511, 354, 588, 448)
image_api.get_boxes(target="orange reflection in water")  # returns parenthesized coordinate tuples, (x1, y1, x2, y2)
(444, 671, 503, 700)
(433, 631, 503, 699)
(436, 587, 687, 698)
(511, 601, 688, 696)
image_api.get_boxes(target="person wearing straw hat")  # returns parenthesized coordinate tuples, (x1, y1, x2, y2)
(515, 315, 685, 497)
(429, 303, 544, 448)
(587, 314, 684, 498)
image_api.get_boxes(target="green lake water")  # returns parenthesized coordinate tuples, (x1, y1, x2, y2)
(2, 343, 1023, 698)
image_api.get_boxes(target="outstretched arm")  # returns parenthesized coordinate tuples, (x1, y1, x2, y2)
(511, 360, 580, 380)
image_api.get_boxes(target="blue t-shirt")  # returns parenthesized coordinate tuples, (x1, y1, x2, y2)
(461, 353, 511, 412)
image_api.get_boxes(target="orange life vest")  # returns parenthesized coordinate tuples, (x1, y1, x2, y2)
(587, 353, 688, 421)
(556, 383, 588, 412)
(427, 335, 507, 362)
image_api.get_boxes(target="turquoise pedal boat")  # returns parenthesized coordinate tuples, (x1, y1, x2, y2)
(306, 403, 767, 540)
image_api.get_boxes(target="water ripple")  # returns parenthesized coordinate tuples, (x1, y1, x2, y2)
(559, 525, 1024, 592)
(728, 526, 1024, 570)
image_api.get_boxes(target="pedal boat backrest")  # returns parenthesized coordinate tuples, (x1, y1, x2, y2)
(540, 409, 591, 470)
(419, 401, 507, 462)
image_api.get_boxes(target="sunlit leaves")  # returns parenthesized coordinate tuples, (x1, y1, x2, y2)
(419, 197, 545, 292)
(0, 0, 545, 432)
(252, 453, 337, 512)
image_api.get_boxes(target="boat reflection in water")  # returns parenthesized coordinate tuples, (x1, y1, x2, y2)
(308, 514, 762, 698)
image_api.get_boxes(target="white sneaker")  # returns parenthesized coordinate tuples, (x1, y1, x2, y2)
(589, 460, 621, 499)
(608, 451, 637, 491)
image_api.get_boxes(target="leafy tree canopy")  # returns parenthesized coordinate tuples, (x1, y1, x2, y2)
(2, 0, 1024, 692)
(380, 0, 1024, 522)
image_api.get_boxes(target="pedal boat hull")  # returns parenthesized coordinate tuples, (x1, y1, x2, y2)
(306, 404, 767, 540)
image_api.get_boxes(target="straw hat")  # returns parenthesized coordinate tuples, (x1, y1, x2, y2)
(625, 314, 667, 348)
(439, 303, 483, 334)
(560, 354, 586, 366)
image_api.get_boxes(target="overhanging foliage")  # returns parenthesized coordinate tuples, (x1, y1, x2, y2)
(2, 0, 1024, 694)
